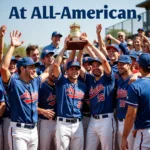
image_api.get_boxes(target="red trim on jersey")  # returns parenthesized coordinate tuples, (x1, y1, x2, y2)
(139, 132, 143, 150)
(24, 99, 37, 104)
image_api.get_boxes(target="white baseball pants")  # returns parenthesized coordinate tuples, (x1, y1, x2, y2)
(56, 117, 84, 150)
(39, 119, 56, 150)
(133, 128, 150, 150)
(3, 118, 10, 150)
(86, 114, 116, 150)
(117, 120, 134, 150)
(8, 122, 38, 150)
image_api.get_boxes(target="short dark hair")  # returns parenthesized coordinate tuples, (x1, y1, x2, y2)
(18, 66, 26, 75)
(26, 45, 39, 56)
(140, 65, 150, 73)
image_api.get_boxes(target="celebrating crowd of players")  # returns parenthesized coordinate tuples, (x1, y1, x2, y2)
(0, 24, 150, 150)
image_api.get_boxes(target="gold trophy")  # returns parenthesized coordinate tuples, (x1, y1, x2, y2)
(67, 22, 87, 50)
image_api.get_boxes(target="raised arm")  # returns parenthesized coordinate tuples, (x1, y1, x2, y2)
(0, 25, 7, 62)
(40, 64, 53, 83)
(53, 37, 68, 78)
(76, 49, 86, 79)
(81, 35, 111, 75)
(84, 46, 96, 58)
(96, 24, 108, 56)
(1, 30, 24, 83)
(106, 34, 130, 55)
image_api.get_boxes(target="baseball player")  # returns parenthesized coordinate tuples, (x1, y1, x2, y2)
(79, 35, 116, 150)
(8, 56, 18, 74)
(116, 55, 135, 150)
(0, 80, 6, 150)
(0, 25, 7, 60)
(122, 53, 150, 150)
(0, 76, 11, 150)
(38, 74, 56, 150)
(129, 51, 139, 74)
(42, 31, 63, 53)
(82, 57, 92, 73)
(96, 25, 120, 81)
(1, 30, 52, 150)
(38, 50, 56, 150)
(0, 24, 11, 150)
(40, 49, 54, 72)
(81, 56, 92, 149)
(1, 57, 18, 150)
(53, 38, 87, 150)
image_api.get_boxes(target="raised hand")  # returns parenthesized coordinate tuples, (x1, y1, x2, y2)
(10, 30, 24, 47)
(106, 34, 113, 40)
(80, 32, 88, 41)
(0, 25, 7, 37)
(96, 24, 102, 35)
(63, 35, 71, 50)
(80, 32, 93, 46)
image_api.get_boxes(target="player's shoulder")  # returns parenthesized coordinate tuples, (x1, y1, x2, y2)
(42, 44, 53, 51)
(78, 79, 87, 88)
(129, 77, 144, 91)
(32, 76, 41, 84)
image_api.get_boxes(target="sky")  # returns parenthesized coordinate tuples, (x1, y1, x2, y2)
(0, 0, 145, 48)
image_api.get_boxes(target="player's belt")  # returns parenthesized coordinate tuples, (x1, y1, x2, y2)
(58, 118, 81, 123)
(83, 112, 91, 117)
(92, 113, 113, 119)
(16, 123, 37, 129)
(118, 118, 124, 122)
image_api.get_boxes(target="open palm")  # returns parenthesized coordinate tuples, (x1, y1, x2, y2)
(10, 30, 24, 47)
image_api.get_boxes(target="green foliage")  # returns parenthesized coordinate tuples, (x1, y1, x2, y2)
(3, 43, 26, 57)
(3, 43, 43, 57)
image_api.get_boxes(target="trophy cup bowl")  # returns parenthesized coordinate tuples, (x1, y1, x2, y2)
(67, 22, 87, 50)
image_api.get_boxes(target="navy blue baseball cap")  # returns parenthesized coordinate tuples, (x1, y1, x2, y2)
(83, 54, 90, 58)
(118, 55, 132, 64)
(138, 53, 150, 69)
(54, 52, 67, 59)
(83, 57, 92, 64)
(137, 28, 144, 32)
(40, 50, 54, 59)
(129, 51, 138, 60)
(17, 57, 40, 69)
(11, 56, 18, 63)
(106, 44, 120, 52)
(90, 57, 101, 64)
(67, 60, 81, 70)
(51, 31, 62, 38)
